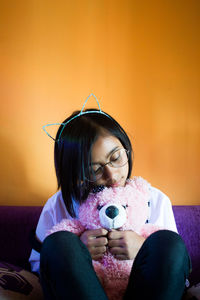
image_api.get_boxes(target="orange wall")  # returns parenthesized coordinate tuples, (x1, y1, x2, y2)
(1, 0, 200, 206)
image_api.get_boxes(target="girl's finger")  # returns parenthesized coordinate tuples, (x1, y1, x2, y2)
(114, 255, 126, 260)
(90, 246, 107, 255)
(88, 237, 108, 247)
(88, 228, 108, 238)
(108, 230, 123, 240)
(109, 247, 126, 256)
(108, 239, 123, 248)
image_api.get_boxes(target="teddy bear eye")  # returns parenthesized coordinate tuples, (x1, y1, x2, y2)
(122, 204, 128, 209)
(97, 205, 103, 211)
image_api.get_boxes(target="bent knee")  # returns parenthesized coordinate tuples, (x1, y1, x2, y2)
(146, 230, 190, 270)
(41, 231, 81, 256)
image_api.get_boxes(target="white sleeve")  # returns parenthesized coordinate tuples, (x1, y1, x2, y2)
(28, 208, 54, 273)
(148, 186, 178, 233)
(29, 191, 71, 273)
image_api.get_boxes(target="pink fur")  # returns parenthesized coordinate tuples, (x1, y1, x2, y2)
(47, 177, 160, 300)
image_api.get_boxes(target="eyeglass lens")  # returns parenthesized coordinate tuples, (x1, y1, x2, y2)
(88, 148, 129, 182)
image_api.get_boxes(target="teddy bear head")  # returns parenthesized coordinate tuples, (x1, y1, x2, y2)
(78, 178, 150, 233)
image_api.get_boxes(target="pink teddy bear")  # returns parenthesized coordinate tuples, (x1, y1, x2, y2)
(47, 177, 160, 300)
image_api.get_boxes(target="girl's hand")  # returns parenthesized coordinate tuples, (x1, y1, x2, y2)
(108, 230, 145, 260)
(80, 228, 108, 260)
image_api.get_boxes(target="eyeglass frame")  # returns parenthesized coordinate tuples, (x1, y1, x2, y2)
(86, 148, 130, 182)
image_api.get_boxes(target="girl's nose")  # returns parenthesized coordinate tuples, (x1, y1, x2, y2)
(102, 164, 118, 181)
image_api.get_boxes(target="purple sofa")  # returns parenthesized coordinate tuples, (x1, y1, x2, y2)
(0, 205, 199, 297)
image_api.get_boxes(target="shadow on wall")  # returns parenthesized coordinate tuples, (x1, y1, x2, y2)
(0, 134, 45, 206)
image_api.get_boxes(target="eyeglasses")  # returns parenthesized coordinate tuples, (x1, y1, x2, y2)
(87, 148, 129, 182)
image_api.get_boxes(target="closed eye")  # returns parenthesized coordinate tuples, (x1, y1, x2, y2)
(111, 155, 120, 162)
(91, 166, 102, 175)
(110, 152, 121, 162)
(122, 204, 128, 209)
(94, 168, 102, 175)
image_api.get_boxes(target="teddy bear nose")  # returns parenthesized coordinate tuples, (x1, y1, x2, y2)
(105, 206, 119, 219)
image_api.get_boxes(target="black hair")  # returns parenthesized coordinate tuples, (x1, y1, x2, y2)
(54, 109, 133, 217)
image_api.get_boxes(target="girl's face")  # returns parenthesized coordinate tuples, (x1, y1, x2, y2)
(90, 135, 129, 187)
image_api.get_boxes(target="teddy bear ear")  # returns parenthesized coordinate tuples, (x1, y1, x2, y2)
(92, 185, 105, 193)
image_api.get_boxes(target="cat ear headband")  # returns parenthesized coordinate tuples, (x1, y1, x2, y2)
(42, 93, 111, 142)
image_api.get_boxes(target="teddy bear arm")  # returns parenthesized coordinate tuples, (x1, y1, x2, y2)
(46, 219, 85, 237)
(140, 224, 161, 239)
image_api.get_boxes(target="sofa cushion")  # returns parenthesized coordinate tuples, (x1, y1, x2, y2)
(0, 262, 43, 299)
(173, 205, 200, 285)
(0, 206, 42, 270)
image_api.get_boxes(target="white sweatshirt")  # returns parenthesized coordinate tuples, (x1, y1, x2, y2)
(29, 183, 178, 273)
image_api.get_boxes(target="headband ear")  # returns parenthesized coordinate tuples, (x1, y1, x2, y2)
(42, 123, 64, 141)
(42, 93, 110, 142)
(80, 93, 102, 113)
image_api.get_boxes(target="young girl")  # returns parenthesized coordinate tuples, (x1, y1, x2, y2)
(29, 95, 191, 299)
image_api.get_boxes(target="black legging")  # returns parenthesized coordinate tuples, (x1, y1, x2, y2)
(40, 230, 191, 300)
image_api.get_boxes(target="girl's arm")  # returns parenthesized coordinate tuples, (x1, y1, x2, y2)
(148, 186, 178, 232)
(108, 230, 145, 260)
(29, 191, 70, 273)
(29, 191, 109, 272)
(29, 208, 54, 273)
(80, 228, 108, 260)
(107, 186, 177, 260)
